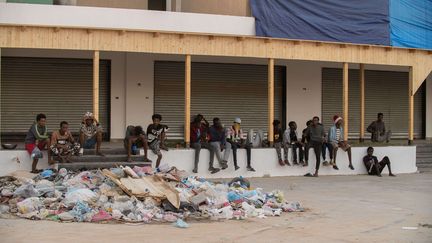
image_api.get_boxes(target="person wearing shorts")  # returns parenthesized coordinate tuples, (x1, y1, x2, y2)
(50, 121, 80, 163)
(147, 114, 165, 168)
(25, 113, 53, 173)
(328, 115, 354, 171)
(79, 112, 104, 156)
(124, 125, 151, 163)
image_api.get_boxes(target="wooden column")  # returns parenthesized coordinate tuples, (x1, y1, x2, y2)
(184, 54, 191, 148)
(343, 62, 349, 140)
(268, 58, 274, 146)
(93, 50, 100, 121)
(408, 67, 414, 144)
(359, 64, 365, 142)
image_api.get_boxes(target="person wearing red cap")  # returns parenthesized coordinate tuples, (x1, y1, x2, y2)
(328, 115, 354, 170)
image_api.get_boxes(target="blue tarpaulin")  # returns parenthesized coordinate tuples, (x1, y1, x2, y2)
(250, 0, 390, 45)
(390, 0, 432, 49)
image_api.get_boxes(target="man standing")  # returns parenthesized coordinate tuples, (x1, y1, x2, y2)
(363, 147, 395, 177)
(208, 117, 229, 170)
(146, 114, 165, 168)
(191, 114, 220, 174)
(328, 115, 354, 170)
(306, 116, 325, 177)
(79, 112, 104, 156)
(50, 121, 80, 163)
(367, 113, 392, 143)
(226, 118, 255, 172)
(25, 113, 53, 173)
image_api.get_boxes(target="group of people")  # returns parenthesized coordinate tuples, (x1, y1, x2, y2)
(25, 112, 395, 177)
(25, 112, 103, 173)
(273, 113, 393, 177)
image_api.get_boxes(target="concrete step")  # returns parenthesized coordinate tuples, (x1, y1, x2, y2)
(83, 148, 127, 155)
(416, 153, 432, 158)
(58, 161, 152, 171)
(416, 158, 432, 164)
(69, 154, 149, 163)
(416, 146, 432, 153)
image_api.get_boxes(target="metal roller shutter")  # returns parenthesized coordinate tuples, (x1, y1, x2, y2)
(154, 61, 285, 139)
(1, 57, 110, 139)
(322, 68, 425, 139)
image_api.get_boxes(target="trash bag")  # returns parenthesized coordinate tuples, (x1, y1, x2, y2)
(91, 210, 112, 222)
(64, 188, 98, 206)
(14, 184, 39, 198)
(173, 218, 189, 228)
(70, 201, 93, 222)
(31, 147, 43, 159)
(17, 197, 42, 214)
(229, 176, 250, 189)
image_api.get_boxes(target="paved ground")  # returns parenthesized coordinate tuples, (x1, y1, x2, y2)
(1, 172, 431, 243)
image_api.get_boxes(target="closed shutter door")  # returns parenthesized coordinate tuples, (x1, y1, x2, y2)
(1, 57, 110, 138)
(154, 61, 284, 139)
(322, 68, 424, 138)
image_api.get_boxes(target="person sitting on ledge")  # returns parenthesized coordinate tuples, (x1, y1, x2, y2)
(367, 113, 392, 143)
(363, 147, 395, 177)
(25, 113, 53, 173)
(328, 115, 354, 171)
(124, 125, 152, 163)
(50, 121, 80, 163)
(79, 112, 104, 156)
(226, 118, 255, 172)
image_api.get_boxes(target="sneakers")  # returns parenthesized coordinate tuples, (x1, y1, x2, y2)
(279, 159, 285, 166)
(333, 165, 339, 170)
(247, 166, 256, 172)
(284, 160, 291, 166)
(234, 165, 240, 171)
(209, 167, 220, 174)
(220, 161, 228, 170)
(192, 168, 198, 173)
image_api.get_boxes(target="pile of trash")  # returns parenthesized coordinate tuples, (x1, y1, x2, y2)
(0, 165, 304, 226)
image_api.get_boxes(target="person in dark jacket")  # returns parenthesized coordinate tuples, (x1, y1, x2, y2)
(191, 114, 219, 174)
(363, 147, 395, 177)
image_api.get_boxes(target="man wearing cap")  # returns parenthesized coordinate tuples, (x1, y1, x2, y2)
(226, 118, 255, 172)
(79, 112, 104, 156)
(328, 115, 354, 170)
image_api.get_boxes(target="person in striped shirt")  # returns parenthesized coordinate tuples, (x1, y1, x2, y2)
(328, 115, 354, 171)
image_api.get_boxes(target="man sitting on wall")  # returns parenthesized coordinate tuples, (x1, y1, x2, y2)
(79, 112, 104, 156)
(50, 121, 80, 163)
(367, 113, 392, 143)
(226, 118, 255, 172)
(363, 147, 395, 177)
(25, 113, 53, 173)
(191, 114, 220, 174)
(124, 125, 152, 163)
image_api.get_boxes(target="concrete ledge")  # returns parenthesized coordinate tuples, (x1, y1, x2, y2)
(0, 146, 417, 178)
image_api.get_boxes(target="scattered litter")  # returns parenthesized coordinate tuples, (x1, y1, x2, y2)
(402, 226, 418, 230)
(0, 165, 304, 225)
(174, 218, 189, 228)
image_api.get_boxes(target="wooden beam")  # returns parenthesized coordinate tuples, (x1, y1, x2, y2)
(118, 30, 126, 36)
(264, 38, 271, 43)
(153, 32, 160, 38)
(315, 42, 323, 46)
(86, 29, 92, 34)
(1, 25, 431, 93)
(409, 49, 416, 53)
(93, 50, 100, 121)
(340, 44, 347, 48)
(268, 58, 275, 146)
(343, 62, 349, 140)
(179, 33, 185, 39)
(236, 36, 245, 42)
(208, 35, 214, 40)
(53, 27, 61, 33)
(408, 66, 414, 144)
(385, 47, 392, 52)
(359, 64, 365, 142)
(184, 54, 191, 148)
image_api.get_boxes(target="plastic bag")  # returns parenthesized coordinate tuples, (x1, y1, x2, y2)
(70, 201, 93, 222)
(17, 197, 42, 214)
(64, 188, 98, 206)
(91, 210, 112, 222)
(58, 211, 74, 221)
(173, 218, 189, 228)
(14, 184, 39, 198)
(241, 202, 257, 217)
(31, 147, 43, 159)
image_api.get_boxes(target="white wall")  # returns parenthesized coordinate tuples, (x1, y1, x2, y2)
(0, 146, 417, 177)
(0, 2, 255, 36)
(426, 74, 432, 139)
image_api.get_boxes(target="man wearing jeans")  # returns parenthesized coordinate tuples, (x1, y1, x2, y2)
(190, 114, 220, 174)
(305, 116, 325, 177)
(226, 118, 255, 172)
(208, 117, 229, 170)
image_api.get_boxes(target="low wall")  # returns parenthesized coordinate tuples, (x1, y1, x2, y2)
(0, 146, 417, 178)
